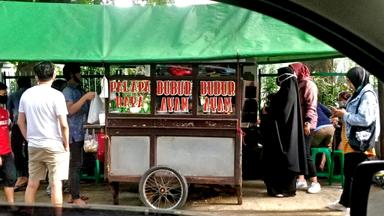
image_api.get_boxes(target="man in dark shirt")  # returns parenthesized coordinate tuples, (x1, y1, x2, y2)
(62, 63, 95, 207)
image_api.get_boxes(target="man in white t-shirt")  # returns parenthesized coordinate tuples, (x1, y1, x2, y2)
(18, 62, 70, 208)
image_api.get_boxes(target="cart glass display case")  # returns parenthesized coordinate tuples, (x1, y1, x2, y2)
(105, 62, 244, 209)
(109, 65, 151, 114)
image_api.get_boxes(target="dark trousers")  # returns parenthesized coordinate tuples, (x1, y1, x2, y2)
(11, 124, 28, 177)
(0, 153, 17, 187)
(339, 152, 368, 207)
(69, 141, 84, 200)
(304, 134, 317, 178)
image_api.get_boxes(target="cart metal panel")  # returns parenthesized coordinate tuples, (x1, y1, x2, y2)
(157, 136, 235, 177)
(110, 136, 150, 176)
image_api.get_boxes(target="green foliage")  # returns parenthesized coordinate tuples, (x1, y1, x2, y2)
(145, 0, 174, 5)
(313, 75, 349, 106)
(3, 0, 100, 4)
(258, 64, 282, 107)
(261, 76, 278, 106)
(8, 80, 17, 93)
(258, 63, 352, 112)
(81, 66, 104, 93)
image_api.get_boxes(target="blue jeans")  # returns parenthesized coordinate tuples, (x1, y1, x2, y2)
(69, 141, 84, 200)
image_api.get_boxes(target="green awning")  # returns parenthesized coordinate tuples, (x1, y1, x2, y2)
(0, 1, 341, 63)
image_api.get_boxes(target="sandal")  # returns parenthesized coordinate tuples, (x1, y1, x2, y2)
(67, 195, 89, 203)
(14, 182, 28, 192)
(69, 198, 87, 207)
(80, 195, 89, 201)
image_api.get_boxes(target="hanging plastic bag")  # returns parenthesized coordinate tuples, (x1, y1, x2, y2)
(99, 76, 109, 99)
(87, 95, 103, 124)
(84, 129, 98, 153)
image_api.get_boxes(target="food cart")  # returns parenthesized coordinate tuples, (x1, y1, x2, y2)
(104, 63, 244, 209)
(0, 0, 341, 210)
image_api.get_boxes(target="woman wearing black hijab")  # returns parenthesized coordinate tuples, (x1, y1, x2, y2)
(328, 67, 380, 212)
(260, 67, 307, 197)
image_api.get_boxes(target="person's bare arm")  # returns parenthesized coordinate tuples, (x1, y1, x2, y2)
(17, 112, 27, 139)
(67, 92, 95, 115)
(58, 115, 70, 152)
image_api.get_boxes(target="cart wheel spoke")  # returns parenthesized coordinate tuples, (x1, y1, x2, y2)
(163, 174, 173, 186)
(153, 196, 162, 208)
(167, 192, 180, 202)
(139, 166, 188, 210)
(168, 184, 182, 191)
(148, 177, 161, 188)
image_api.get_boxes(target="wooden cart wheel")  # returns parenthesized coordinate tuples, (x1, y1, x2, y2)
(139, 166, 188, 210)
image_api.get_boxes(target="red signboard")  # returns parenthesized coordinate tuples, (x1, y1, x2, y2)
(156, 80, 192, 113)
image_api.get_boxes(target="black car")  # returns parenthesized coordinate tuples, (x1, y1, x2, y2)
(220, 1, 384, 216)
(1, 1, 383, 216)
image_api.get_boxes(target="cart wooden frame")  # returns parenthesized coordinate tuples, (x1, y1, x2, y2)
(103, 62, 244, 209)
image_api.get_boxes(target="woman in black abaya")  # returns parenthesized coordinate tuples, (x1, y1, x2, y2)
(260, 67, 307, 197)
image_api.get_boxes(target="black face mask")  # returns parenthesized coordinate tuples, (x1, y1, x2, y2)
(0, 95, 7, 104)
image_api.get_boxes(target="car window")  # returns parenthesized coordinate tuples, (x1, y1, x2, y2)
(368, 171, 384, 216)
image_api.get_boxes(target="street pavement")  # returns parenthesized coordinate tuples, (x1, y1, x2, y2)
(1, 179, 352, 216)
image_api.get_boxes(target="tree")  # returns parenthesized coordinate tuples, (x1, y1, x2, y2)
(145, 0, 174, 5)
(258, 58, 356, 110)
(3, 0, 100, 4)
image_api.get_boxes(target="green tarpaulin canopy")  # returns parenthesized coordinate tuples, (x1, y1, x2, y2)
(0, 1, 341, 63)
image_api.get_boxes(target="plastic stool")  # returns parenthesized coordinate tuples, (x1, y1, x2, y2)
(81, 159, 102, 183)
(311, 147, 332, 185)
(330, 150, 344, 187)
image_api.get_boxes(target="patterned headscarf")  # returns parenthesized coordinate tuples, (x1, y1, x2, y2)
(289, 62, 311, 80)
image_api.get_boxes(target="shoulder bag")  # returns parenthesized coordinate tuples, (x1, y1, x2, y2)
(348, 90, 376, 152)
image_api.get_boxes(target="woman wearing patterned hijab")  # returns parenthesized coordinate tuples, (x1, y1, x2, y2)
(261, 67, 307, 197)
(328, 67, 380, 212)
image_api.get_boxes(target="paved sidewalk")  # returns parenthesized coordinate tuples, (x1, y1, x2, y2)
(3, 179, 347, 216)
(185, 180, 344, 216)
